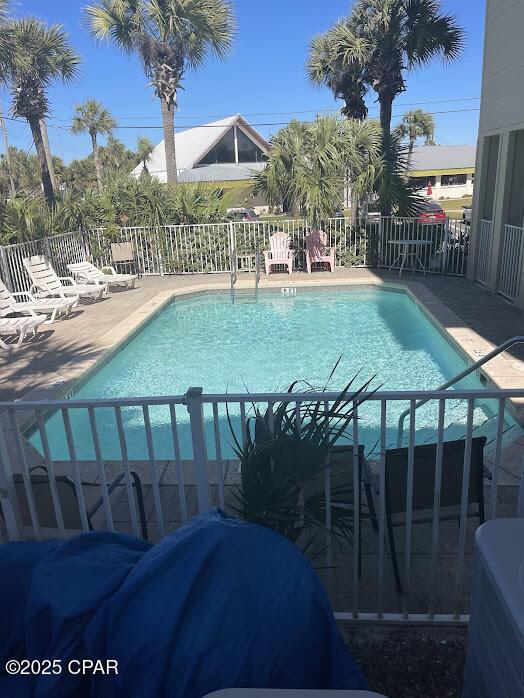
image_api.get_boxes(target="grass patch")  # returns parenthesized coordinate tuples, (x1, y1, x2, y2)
(439, 196, 472, 219)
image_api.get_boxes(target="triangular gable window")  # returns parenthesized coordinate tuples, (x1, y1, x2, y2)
(196, 125, 267, 167)
(237, 128, 266, 163)
(198, 128, 235, 165)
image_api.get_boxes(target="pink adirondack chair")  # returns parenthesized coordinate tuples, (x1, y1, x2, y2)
(306, 230, 336, 273)
(263, 232, 294, 275)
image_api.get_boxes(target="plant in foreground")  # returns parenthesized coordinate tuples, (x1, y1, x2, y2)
(229, 367, 376, 558)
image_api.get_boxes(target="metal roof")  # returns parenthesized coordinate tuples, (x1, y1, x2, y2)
(178, 162, 266, 183)
(409, 144, 476, 172)
(131, 114, 269, 182)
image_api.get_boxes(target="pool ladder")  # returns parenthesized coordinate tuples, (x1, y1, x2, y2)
(396, 335, 524, 445)
(230, 251, 261, 304)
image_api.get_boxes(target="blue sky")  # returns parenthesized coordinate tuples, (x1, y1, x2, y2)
(5, 0, 485, 163)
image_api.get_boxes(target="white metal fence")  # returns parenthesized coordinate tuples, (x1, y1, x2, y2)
(498, 224, 524, 301)
(1, 387, 522, 622)
(476, 219, 493, 285)
(378, 217, 469, 275)
(0, 217, 470, 292)
(0, 231, 88, 292)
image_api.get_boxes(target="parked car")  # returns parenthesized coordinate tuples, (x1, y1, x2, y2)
(462, 205, 472, 225)
(416, 199, 446, 223)
(227, 207, 259, 222)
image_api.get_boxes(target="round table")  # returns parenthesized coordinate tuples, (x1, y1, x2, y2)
(387, 239, 432, 276)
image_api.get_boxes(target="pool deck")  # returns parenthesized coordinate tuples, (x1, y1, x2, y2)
(1, 267, 523, 406)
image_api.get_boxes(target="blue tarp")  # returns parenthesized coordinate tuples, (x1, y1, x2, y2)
(0, 510, 367, 697)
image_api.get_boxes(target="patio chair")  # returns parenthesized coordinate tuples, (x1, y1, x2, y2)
(0, 314, 47, 349)
(110, 242, 141, 278)
(23, 255, 108, 302)
(263, 232, 294, 275)
(383, 436, 487, 594)
(67, 261, 137, 290)
(302, 445, 378, 574)
(306, 230, 336, 273)
(0, 278, 76, 324)
(13, 466, 148, 540)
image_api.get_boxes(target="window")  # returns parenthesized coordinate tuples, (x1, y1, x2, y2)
(409, 176, 436, 189)
(196, 126, 267, 166)
(198, 128, 235, 165)
(441, 173, 468, 186)
(237, 128, 266, 163)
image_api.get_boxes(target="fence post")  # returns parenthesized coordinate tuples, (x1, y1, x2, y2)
(0, 424, 22, 541)
(0, 245, 13, 290)
(378, 217, 384, 267)
(185, 387, 211, 513)
(228, 221, 235, 272)
(442, 219, 450, 273)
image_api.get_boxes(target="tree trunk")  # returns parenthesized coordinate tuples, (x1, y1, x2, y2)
(40, 119, 58, 196)
(28, 116, 55, 206)
(0, 104, 16, 198)
(379, 96, 393, 217)
(161, 96, 178, 183)
(91, 132, 103, 193)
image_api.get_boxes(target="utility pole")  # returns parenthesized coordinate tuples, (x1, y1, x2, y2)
(0, 101, 16, 198)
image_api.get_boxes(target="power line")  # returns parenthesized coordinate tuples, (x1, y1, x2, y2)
(48, 96, 481, 123)
(42, 106, 480, 131)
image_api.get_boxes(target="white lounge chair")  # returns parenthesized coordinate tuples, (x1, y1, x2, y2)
(67, 261, 137, 290)
(0, 314, 46, 349)
(0, 279, 76, 324)
(23, 255, 108, 302)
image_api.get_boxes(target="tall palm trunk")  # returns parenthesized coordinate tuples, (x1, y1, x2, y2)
(91, 132, 103, 192)
(379, 95, 393, 217)
(160, 96, 178, 183)
(28, 115, 55, 205)
(40, 119, 58, 195)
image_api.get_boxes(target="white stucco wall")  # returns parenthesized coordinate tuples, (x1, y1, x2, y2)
(415, 174, 474, 200)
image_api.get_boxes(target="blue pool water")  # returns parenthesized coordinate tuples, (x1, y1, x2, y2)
(33, 288, 516, 460)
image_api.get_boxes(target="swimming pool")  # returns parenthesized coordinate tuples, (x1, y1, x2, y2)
(32, 287, 517, 460)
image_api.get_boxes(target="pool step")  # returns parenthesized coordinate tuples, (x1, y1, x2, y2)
(233, 291, 258, 304)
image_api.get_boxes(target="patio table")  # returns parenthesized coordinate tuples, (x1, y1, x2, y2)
(387, 239, 432, 276)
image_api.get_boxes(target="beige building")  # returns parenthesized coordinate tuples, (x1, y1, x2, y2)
(409, 145, 475, 200)
(468, 0, 524, 309)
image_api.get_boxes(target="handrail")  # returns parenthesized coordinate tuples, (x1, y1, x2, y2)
(396, 335, 524, 445)
(255, 251, 261, 301)
(230, 249, 237, 302)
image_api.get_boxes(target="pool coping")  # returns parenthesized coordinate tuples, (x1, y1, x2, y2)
(15, 274, 524, 424)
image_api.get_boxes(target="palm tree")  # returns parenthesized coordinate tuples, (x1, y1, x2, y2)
(85, 0, 236, 184)
(308, 0, 464, 214)
(307, 23, 369, 120)
(100, 135, 134, 172)
(395, 109, 435, 158)
(2, 19, 80, 205)
(136, 136, 154, 174)
(257, 116, 418, 223)
(257, 116, 387, 228)
(71, 99, 116, 192)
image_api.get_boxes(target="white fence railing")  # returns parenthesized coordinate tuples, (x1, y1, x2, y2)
(1, 387, 522, 622)
(476, 219, 493, 285)
(0, 231, 88, 292)
(378, 217, 469, 276)
(0, 217, 470, 292)
(498, 224, 524, 301)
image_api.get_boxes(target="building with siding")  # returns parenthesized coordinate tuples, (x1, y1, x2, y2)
(468, 0, 524, 309)
(408, 144, 476, 199)
(131, 114, 270, 209)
